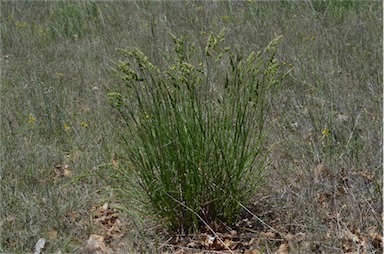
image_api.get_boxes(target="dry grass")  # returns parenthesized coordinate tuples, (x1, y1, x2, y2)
(1, 1, 382, 253)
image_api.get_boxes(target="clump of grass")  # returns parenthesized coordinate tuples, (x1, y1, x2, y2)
(108, 32, 283, 232)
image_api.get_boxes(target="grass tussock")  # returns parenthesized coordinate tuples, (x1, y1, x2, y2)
(109, 32, 283, 232)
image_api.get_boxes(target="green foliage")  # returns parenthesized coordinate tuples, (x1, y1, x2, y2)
(0, 1, 104, 49)
(109, 33, 283, 232)
(306, 0, 372, 23)
(48, 1, 104, 40)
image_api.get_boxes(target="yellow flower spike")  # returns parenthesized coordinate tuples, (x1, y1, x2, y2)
(221, 16, 230, 22)
(80, 121, 88, 128)
(311, 36, 316, 41)
(322, 128, 331, 136)
(63, 123, 70, 130)
(28, 114, 36, 124)
(55, 72, 64, 78)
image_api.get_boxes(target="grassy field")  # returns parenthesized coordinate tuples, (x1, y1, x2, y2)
(1, 1, 382, 253)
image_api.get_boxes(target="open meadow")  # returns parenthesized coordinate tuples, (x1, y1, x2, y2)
(1, 1, 382, 253)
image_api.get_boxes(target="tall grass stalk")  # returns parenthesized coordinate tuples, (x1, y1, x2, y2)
(109, 32, 282, 232)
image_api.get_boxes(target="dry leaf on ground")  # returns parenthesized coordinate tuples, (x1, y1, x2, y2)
(275, 242, 289, 254)
(359, 171, 373, 181)
(86, 234, 110, 254)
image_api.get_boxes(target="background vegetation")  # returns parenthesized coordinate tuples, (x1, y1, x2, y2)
(1, 1, 382, 253)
